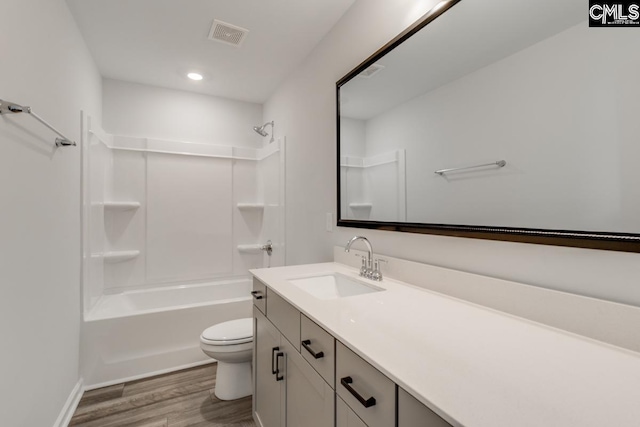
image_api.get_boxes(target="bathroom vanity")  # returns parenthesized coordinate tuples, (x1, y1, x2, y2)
(250, 255, 640, 427)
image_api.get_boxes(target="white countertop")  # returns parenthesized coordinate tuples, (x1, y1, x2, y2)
(251, 262, 640, 427)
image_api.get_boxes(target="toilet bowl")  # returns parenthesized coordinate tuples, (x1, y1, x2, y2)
(200, 317, 253, 400)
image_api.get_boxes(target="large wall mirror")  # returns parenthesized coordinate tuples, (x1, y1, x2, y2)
(337, 0, 640, 252)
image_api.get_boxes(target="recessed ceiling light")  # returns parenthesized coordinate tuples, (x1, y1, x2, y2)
(187, 72, 203, 81)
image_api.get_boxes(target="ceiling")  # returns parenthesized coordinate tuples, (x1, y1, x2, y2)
(340, 0, 584, 120)
(67, 0, 356, 103)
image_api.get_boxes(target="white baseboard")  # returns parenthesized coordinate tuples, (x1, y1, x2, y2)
(53, 378, 84, 427)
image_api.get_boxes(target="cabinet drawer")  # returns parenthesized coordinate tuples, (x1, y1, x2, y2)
(252, 277, 267, 315)
(336, 341, 395, 427)
(337, 396, 368, 427)
(267, 290, 301, 351)
(300, 314, 335, 388)
(398, 388, 451, 427)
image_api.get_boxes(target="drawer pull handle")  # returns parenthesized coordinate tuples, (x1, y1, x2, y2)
(271, 347, 280, 375)
(251, 291, 264, 300)
(275, 352, 285, 381)
(302, 340, 324, 359)
(340, 376, 376, 408)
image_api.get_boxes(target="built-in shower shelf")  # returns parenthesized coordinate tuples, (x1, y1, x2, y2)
(349, 203, 372, 209)
(237, 203, 265, 211)
(104, 201, 141, 211)
(103, 250, 141, 263)
(237, 244, 264, 254)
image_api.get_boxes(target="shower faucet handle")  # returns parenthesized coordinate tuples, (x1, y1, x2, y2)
(261, 240, 273, 256)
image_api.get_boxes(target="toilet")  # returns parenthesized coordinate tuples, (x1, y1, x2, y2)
(200, 317, 253, 400)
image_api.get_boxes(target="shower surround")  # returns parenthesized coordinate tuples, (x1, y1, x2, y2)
(80, 110, 284, 388)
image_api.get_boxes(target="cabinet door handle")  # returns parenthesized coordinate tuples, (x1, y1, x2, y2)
(340, 376, 376, 408)
(271, 346, 280, 375)
(251, 291, 264, 300)
(301, 339, 324, 359)
(275, 352, 285, 381)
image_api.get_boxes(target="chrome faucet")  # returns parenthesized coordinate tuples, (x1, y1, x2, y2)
(344, 236, 374, 279)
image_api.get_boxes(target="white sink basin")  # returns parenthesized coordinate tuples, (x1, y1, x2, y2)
(288, 273, 384, 299)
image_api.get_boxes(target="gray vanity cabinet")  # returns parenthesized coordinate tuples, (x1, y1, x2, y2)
(254, 307, 284, 427)
(280, 336, 334, 427)
(266, 290, 301, 352)
(337, 396, 368, 427)
(252, 279, 267, 314)
(397, 388, 452, 427)
(336, 342, 395, 427)
(301, 314, 335, 388)
(253, 278, 449, 427)
(253, 284, 334, 427)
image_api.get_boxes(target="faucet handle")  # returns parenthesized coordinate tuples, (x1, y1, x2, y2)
(371, 258, 387, 281)
(261, 240, 273, 256)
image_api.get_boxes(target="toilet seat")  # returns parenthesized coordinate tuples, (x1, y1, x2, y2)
(200, 318, 253, 346)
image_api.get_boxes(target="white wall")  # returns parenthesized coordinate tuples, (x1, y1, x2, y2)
(0, 0, 102, 426)
(103, 79, 263, 146)
(264, 0, 640, 307)
(361, 22, 640, 232)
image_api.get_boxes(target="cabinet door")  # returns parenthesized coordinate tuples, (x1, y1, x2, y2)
(280, 336, 334, 427)
(337, 396, 368, 427)
(398, 388, 452, 427)
(254, 308, 284, 427)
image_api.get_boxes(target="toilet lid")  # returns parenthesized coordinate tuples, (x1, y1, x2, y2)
(201, 318, 253, 345)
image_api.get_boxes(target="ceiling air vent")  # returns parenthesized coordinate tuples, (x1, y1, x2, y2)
(208, 19, 249, 47)
(358, 63, 385, 79)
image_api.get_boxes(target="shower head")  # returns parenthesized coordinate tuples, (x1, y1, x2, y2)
(253, 126, 268, 137)
(253, 121, 275, 142)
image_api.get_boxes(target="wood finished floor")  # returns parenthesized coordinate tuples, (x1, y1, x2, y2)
(70, 363, 255, 427)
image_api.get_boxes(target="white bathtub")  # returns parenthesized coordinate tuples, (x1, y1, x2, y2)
(81, 278, 252, 389)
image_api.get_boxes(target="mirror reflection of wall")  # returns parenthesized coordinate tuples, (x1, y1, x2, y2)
(340, 116, 406, 221)
(339, 0, 640, 234)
